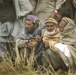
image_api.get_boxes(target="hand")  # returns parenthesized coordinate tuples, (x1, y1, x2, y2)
(35, 35, 42, 42)
(43, 41, 49, 48)
(27, 41, 37, 49)
(49, 40, 56, 52)
(50, 12, 57, 18)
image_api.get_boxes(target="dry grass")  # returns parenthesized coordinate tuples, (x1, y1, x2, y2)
(0, 46, 76, 75)
(0, 61, 37, 75)
(0, 61, 18, 75)
(0, 60, 76, 75)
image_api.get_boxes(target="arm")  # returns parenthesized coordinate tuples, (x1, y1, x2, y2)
(16, 39, 27, 48)
(51, 0, 66, 18)
(55, 0, 66, 10)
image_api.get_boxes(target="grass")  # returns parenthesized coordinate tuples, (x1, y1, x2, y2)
(0, 45, 76, 75)
(0, 60, 76, 75)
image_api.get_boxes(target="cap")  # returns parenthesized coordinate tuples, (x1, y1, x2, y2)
(45, 18, 58, 25)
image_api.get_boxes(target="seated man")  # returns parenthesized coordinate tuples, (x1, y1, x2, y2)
(41, 18, 67, 71)
(16, 15, 41, 65)
(55, 17, 76, 69)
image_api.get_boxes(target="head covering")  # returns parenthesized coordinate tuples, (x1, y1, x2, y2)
(60, 17, 76, 65)
(62, 17, 75, 26)
(61, 17, 76, 36)
(58, 7, 71, 18)
(45, 18, 58, 25)
(60, 17, 76, 45)
(62, 17, 70, 23)
(27, 15, 39, 23)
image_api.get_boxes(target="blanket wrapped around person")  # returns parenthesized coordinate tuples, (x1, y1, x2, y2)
(55, 17, 76, 68)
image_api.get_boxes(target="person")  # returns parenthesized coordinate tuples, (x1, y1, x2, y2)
(16, 15, 42, 65)
(56, 7, 72, 24)
(29, 0, 66, 24)
(0, 0, 32, 61)
(55, 17, 76, 69)
(41, 18, 67, 71)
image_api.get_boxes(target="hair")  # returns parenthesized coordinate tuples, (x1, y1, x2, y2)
(26, 19, 40, 26)
(58, 7, 71, 18)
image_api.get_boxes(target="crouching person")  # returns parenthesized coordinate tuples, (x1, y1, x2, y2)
(55, 17, 76, 70)
(16, 15, 41, 66)
(41, 18, 67, 71)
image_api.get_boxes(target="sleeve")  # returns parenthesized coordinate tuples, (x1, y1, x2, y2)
(16, 39, 27, 48)
(17, 28, 26, 40)
(55, 0, 66, 10)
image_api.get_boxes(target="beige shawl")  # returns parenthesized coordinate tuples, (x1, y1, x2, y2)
(60, 17, 76, 65)
(43, 28, 60, 50)
(60, 17, 76, 48)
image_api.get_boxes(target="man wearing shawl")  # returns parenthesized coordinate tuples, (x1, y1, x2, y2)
(41, 18, 67, 71)
(16, 15, 41, 65)
(55, 17, 76, 68)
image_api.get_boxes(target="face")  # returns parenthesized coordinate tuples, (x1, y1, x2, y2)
(45, 22, 56, 32)
(59, 20, 67, 32)
(73, 1, 76, 7)
(25, 20, 35, 33)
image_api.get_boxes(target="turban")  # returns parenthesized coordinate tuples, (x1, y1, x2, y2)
(62, 17, 69, 23)
(62, 17, 74, 24)
(45, 18, 58, 25)
(62, 17, 76, 27)
(27, 15, 39, 23)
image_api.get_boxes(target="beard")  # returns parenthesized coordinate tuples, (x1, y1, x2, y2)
(26, 27, 35, 34)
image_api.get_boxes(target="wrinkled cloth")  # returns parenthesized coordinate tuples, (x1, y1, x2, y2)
(0, 0, 16, 22)
(56, 17, 76, 66)
(17, 26, 40, 49)
(55, 43, 71, 67)
(41, 48, 67, 70)
(18, 26, 40, 40)
(43, 28, 60, 51)
(30, 0, 66, 24)
(0, 0, 33, 42)
(41, 26, 65, 70)
(0, 0, 32, 61)
(60, 17, 76, 46)
(13, 0, 33, 19)
(0, 20, 24, 61)
(16, 25, 40, 64)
